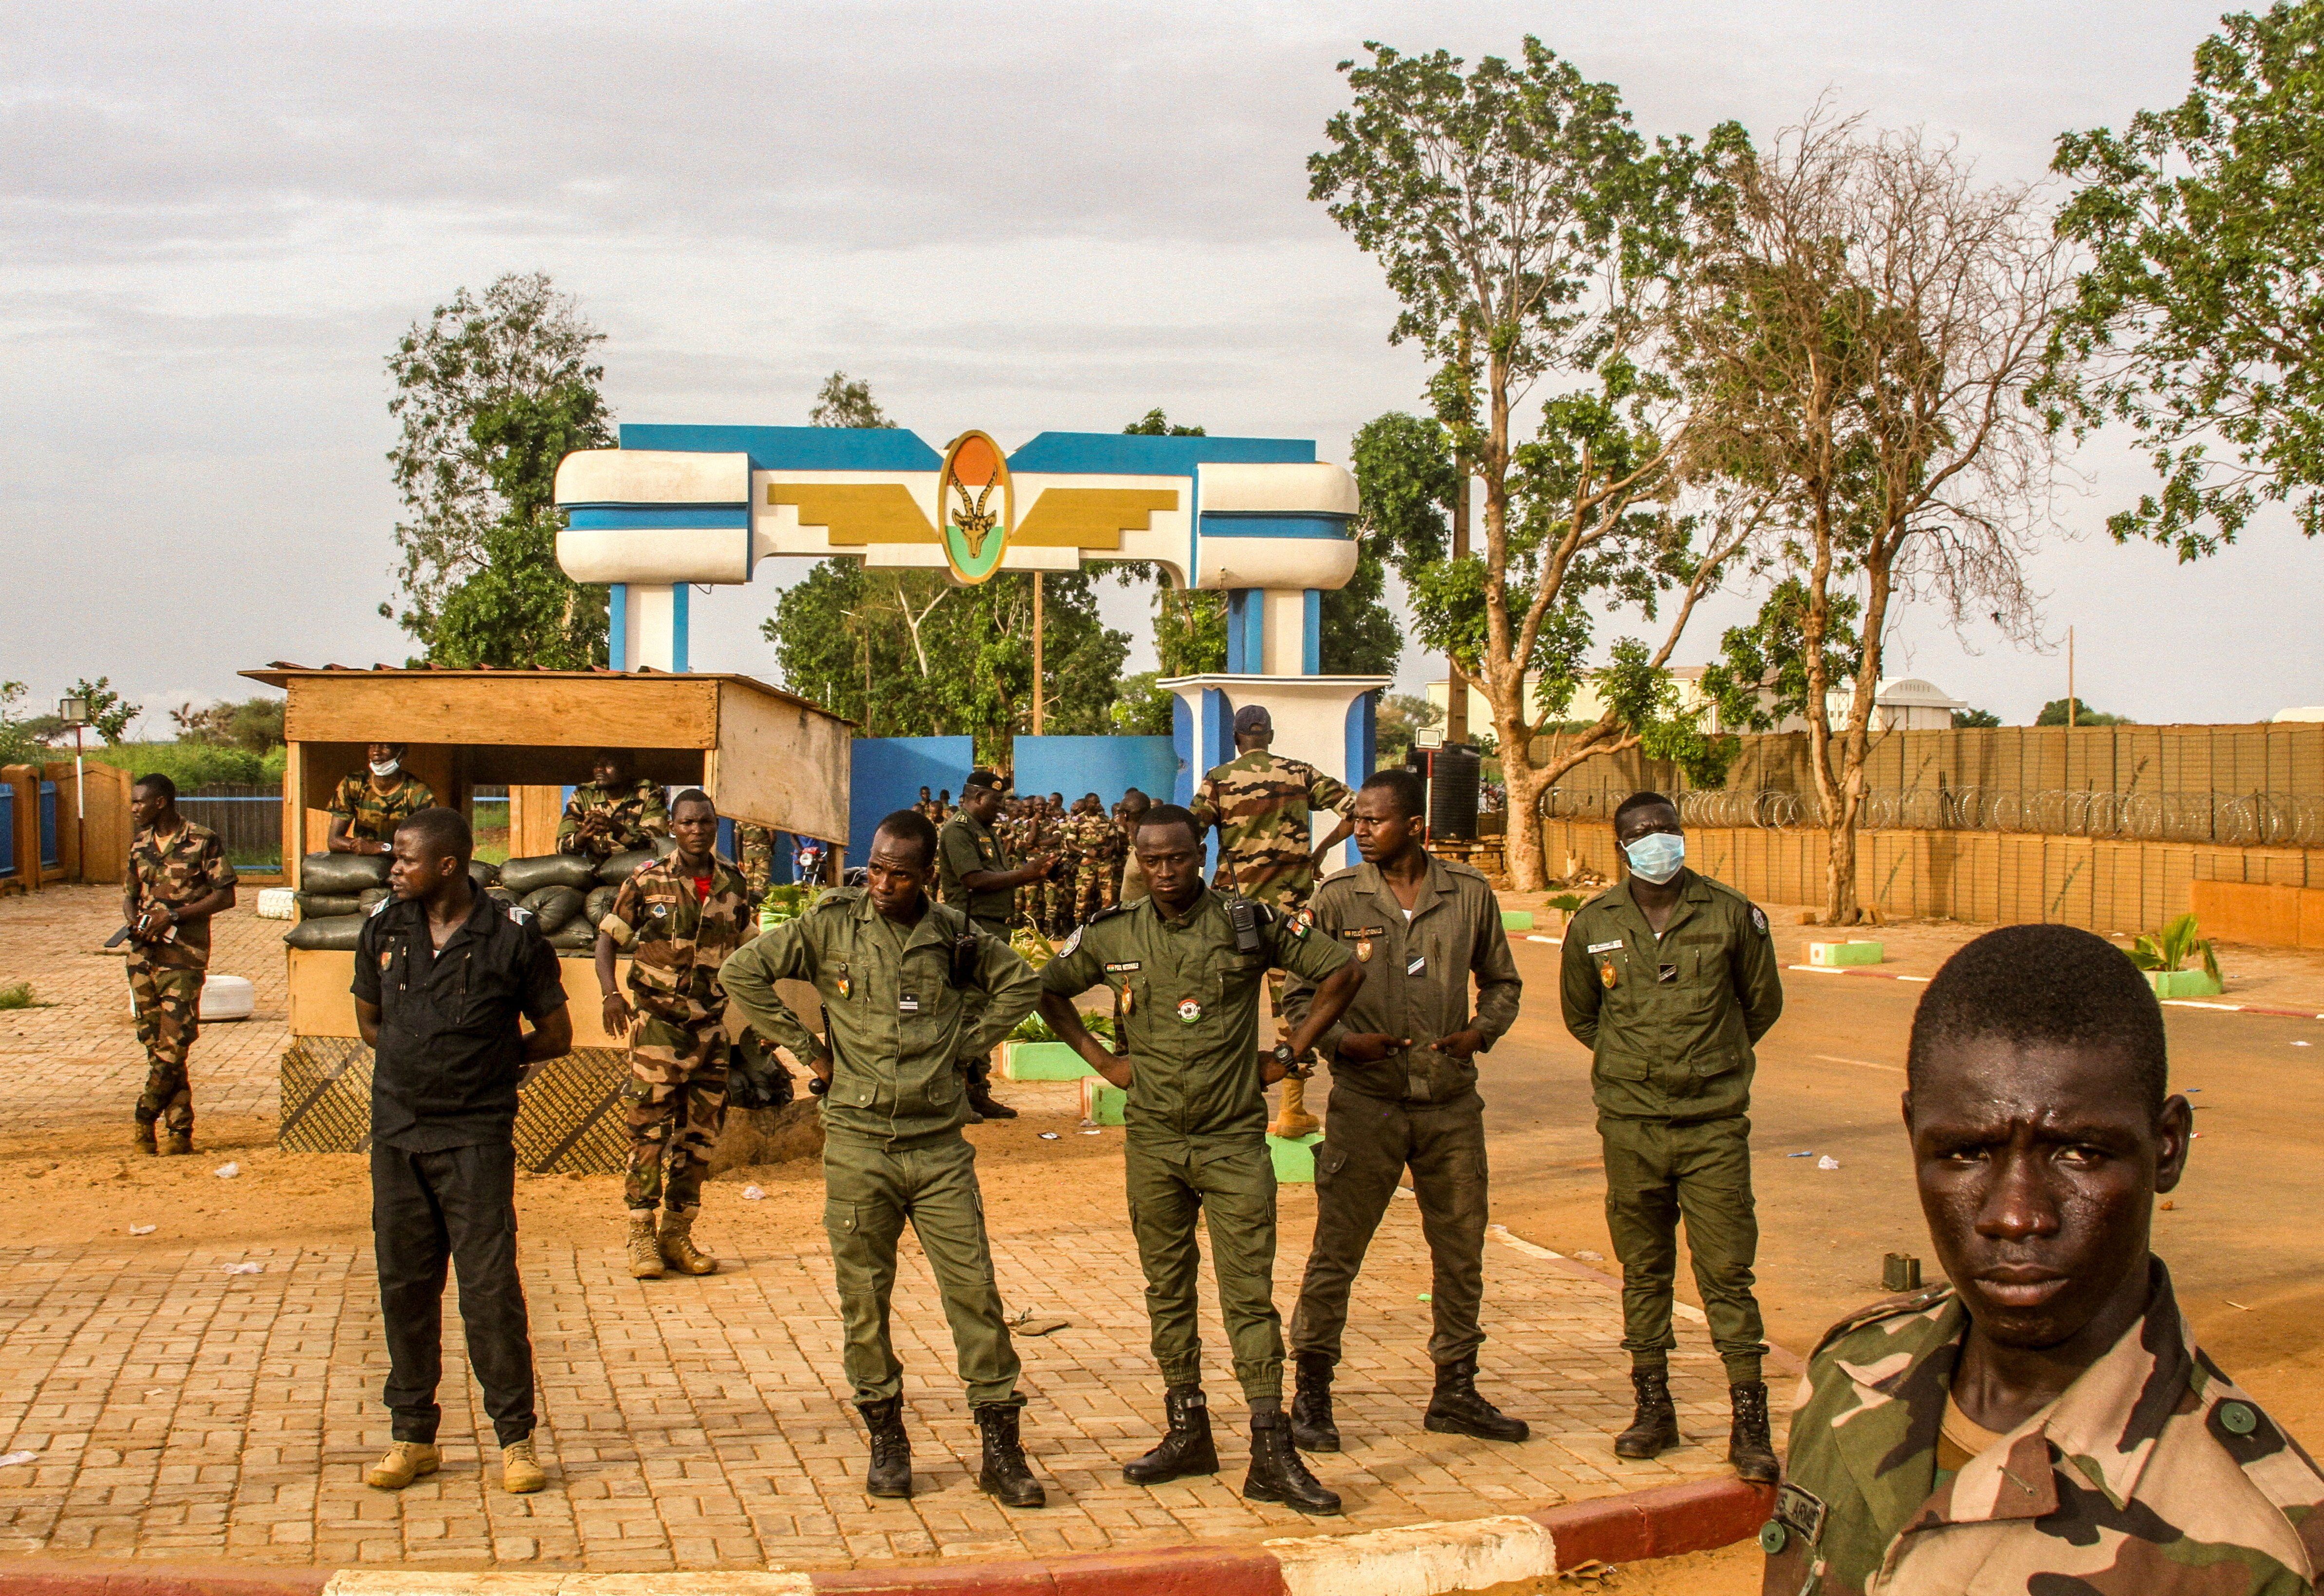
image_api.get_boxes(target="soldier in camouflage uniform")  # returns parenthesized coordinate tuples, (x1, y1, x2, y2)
(1043, 796, 1079, 935)
(1189, 704, 1355, 1137)
(1068, 794, 1122, 925)
(327, 744, 436, 856)
(593, 789, 756, 1279)
(1765, 923, 2324, 1595)
(556, 749, 670, 862)
(123, 775, 239, 1154)
(734, 824, 776, 896)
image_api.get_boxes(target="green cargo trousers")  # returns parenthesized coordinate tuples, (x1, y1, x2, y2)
(1125, 1130, 1284, 1402)
(1598, 1113, 1766, 1385)
(1290, 1084, 1489, 1367)
(822, 1130, 1023, 1408)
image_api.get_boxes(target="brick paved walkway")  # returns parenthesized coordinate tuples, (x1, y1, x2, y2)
(0, 887, 1740, 1573)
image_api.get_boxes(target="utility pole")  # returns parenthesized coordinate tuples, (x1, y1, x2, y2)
(1445, 332, 1472, 746)
(58, 695, 87, 881)
(1031, 572, 1045, 736)
(2067, 626, 2076, 730)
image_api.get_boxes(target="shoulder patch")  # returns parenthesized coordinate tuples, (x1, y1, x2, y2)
(1812, 1283, 1955, 1360)
(1060, 924, 1085, 957)
(1751, 904, 1770, 935)
(369, 897, 392, 917)
(1089, 901, 1133, 923)
(506, 904, 534, 924)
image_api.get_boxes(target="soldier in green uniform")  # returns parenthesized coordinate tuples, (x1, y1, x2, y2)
(1189, 704, 1356, 1139)
(123, 775, 239, 1155)
(1764, 924, 2324, 1595)
(937, 770, 1055, 1122)
(594, 789, 757, 1280)
(1039, 803, 1366, 1515)
(1280, 770, 1527, 1452)
(327, 743, 436, 855)
(734, 824, 775, 896)
(719, 809, 1048, 1509)
(1559, 791, 1784, 1482)
(556, 749, 670, 862)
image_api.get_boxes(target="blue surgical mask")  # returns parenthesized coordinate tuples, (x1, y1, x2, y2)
(1623, 831, 1685, 884)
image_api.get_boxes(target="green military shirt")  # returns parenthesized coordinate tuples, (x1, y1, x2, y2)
(1558, 870, 1783, 1121)
(719, 887, 1039, 1146)
(938, 812, 1015, 924)
(329, 771, 436, 844)
(128, 820, 238, 972)
(1282, 857, 1523, 1106)
(1768, 1261, 2324, 1595)
(556, 778, 671, 859)
(1040, 888, 1354, 1139)
(1189, 749, 1353, 906)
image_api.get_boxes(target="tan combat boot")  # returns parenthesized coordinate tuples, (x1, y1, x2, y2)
(627, 1212, 664, 1279)
(659, 1207, 718, 1275)
(161, 1131, 194, 1156)
(132, 1119, 157, 1156)
(500, 1436, 547, 1493)
(364, 1440, 441, 1490)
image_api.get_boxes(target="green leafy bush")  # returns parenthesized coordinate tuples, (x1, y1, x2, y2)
(0, 982, 39, 1010)
(2127, 914, 2221, 984)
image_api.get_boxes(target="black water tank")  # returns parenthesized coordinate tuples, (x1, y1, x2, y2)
(1429, 743, 1482, 842)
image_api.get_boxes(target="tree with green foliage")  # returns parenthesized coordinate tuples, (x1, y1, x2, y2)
(810, 371, 894, 430)
(1374, 692, 1444, 765)
(169, 696, 286, 753)
(60, 677, 140, 743)
(1953, 706, 2004, 729)
(1678, 112, 2073, 921)
(2047, 2, 2324, 559)
(0, 682, 42, 767)
(2035, 697, 2132, 727)
(1110, 671, 1177, 736)
(385, 273, 613, 664)
(1699, 578, 1863, 734)
(1314, 41, 1752, 887)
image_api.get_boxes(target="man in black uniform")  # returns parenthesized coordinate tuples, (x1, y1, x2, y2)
(353, 807, 573, 1497)
(936, 768, 1055, 1121)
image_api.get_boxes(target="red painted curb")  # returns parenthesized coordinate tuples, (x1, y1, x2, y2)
(0, 1562, 330, 1596)
(1532, 1477, 1776, 1569)
(810, 1544, 1284, 1596)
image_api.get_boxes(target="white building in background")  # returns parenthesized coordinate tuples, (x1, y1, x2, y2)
(2273, 706, 2324, 723)
(1423, 670, 1965, 738)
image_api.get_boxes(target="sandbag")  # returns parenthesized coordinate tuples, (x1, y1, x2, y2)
(486, 886, 519, 911)
(284, 916, 365, 952)
(547, 919, 596, 952)
(468, 859, 500, 890)
(296, 893, 363, 918)
(596, 835, 679, 885)
(357, 886, 391, 914)
(521, 884, 584, 935)
(583, 884, 617, 932)
(299, 852, 389, 896)
(498, 853, 600, 895)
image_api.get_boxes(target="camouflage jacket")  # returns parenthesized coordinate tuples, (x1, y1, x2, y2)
(556, 778, 670, 859)
(328, 771, 436, 843)
(1189, 749, 1353, 907)
(1767, 1261, 2324, 1594)
(599, 856, 756, 1025)
(1068, 811, 1119, 865)
(128, 820, 238, 971)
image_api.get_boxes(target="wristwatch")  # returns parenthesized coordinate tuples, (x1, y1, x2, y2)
(1270, 1042, 1298, 1072)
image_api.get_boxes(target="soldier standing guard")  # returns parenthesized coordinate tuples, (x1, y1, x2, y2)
(937, 769, 1054, 1121)
(123, 775, 238, 1155)
(594, 789, 756, 1279)
(1039, 804, 1365, 1514)
(1559, 791, 1784, 1482)
(1281, 769, 1527, 1451)
(557, 748, 670, 862)
(327, 743, 435, 856)
(719, 810, 1049, 1508)
(734, 824, 775, 896)
(1189, 704, 1355, 1138)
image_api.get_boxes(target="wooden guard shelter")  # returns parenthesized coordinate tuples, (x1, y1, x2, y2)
(242, 665, 851, 1168)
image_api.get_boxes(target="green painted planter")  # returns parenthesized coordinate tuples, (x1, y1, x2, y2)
(1079, 1076, 1127, 1126)
(1002, 1040, 1096, 1081)
(2145, 968, 2224, 999)
(1808, 939, 1885, 967)
(1269, 1132, 1324, 1183)
(1501, 910, 1536, 931)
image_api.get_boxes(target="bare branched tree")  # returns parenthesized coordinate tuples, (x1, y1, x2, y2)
(1678, 110, 2077, 921)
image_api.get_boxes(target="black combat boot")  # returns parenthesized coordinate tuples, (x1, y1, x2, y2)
(1728, 1380, 1780, 1484)
(973, 1402, 1046, 1507)
(856, 1396, 912, 1498)
(1290, 1352, 1340, 1453)
(1243, 1411, 1342, 1515)
(1614, 1367, 1680, 1459)
(966, 1080, 1018, 1120)
(1122, 1384, 1219, 1484)
(1424, 1357, 1530, 1442)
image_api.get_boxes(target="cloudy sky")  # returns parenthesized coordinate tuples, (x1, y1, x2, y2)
(2, 0, 2308, 735)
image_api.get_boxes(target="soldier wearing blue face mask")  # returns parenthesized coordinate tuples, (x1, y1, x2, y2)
(1558, 791, 1786, 1484)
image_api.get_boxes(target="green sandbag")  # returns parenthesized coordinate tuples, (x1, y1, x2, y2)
(357, 886, 391, 913)
(485, 886, 519, 911)
(583, 884, 616, 932)
(299, 852, 389, 896)
(469, 859, 500, 889)
(595, 841, 673, 884)
(285, 916, 365, 952)
(521, 884, 584, 935)
(296, 893, 362, 918)
(499, 853, 600, 895)
(548, 919, 596, 952)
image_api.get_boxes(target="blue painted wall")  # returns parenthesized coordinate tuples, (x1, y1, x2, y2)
(848, 735, 978, 867)
(1011, 736, 1177, 812)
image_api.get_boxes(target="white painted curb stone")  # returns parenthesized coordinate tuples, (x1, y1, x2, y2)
(1266, 1513, 1557, 1596)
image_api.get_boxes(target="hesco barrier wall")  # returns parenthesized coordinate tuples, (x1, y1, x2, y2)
(1542, 818, 2324, 934)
